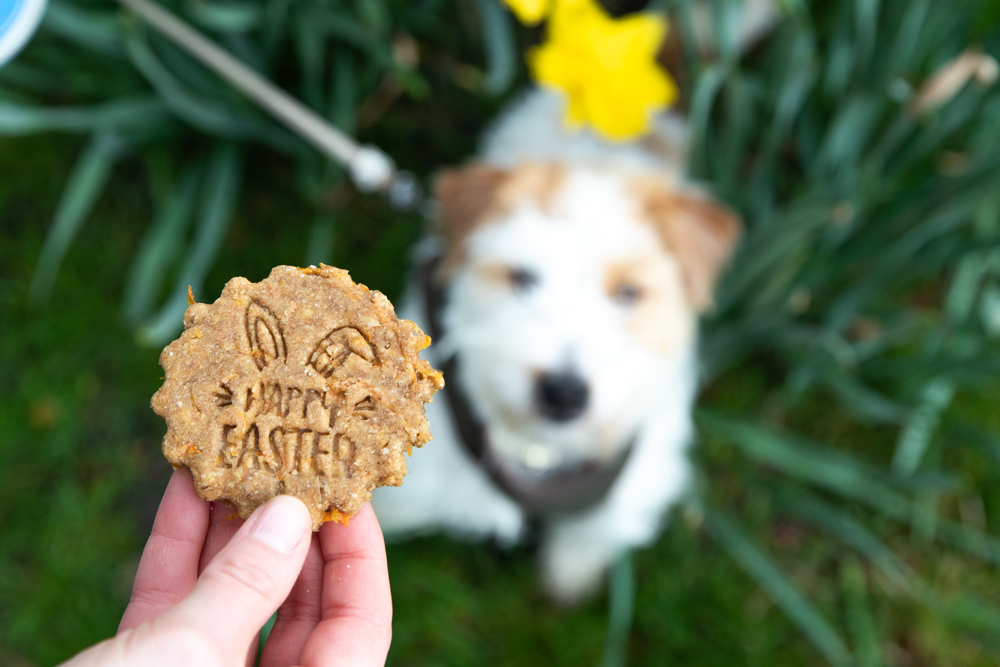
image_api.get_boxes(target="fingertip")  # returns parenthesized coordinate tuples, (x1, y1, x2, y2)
(248, 495, 313, 554)
(318, 503, 385, 558)
(318, 502, 375, 535)
(353, 502, 378, 525)
(165, 466, 196, 499)
(155, 467, 209, 539)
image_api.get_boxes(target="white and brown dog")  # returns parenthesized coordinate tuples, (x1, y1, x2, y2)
(372, 88, 741, 603)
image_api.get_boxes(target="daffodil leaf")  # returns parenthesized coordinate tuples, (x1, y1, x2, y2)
(138, 144, 244, 345)
(29, 132, 129, 303)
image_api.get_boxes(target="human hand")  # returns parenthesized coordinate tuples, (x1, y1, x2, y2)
(60, 468, 392, 667)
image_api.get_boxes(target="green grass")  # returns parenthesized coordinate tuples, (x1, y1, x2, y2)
(0, 136, 164, 665)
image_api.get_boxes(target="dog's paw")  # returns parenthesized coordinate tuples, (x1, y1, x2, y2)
(540, 538, 614, 606)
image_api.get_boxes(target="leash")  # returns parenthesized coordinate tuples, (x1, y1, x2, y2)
(115, 0, 424, 211)
(418, 254, 636, 517)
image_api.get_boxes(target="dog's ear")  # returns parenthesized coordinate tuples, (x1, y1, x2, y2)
(642, 187, 742, 312)
(434, 164, 510, 248)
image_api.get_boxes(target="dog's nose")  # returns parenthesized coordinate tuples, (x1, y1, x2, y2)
(535, 372, 589, 422)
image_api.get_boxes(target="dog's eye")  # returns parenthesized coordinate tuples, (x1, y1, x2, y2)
(508, 267, 539, 293)
(613, 283, 642, 306)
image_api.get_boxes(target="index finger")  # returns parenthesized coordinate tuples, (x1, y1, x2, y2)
(298, 504, 392, 667)
(118, 468, 209, 633)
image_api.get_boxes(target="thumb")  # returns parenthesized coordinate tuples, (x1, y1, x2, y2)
(160, 495, 313, 658)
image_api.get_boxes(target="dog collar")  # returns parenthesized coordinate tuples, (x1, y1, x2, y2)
(417, 254, 635, 517)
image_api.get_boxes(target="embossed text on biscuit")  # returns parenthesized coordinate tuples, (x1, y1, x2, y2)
(211, 301, 387, 476)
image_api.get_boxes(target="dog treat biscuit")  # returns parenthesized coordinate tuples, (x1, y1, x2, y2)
(152, 265, 443, 530)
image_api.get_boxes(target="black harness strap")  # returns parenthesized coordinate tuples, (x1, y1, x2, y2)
(418, 255, 635, 517)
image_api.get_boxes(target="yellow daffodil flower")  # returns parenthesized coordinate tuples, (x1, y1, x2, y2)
(502, 0, 551, 25)
(525, 0, 677, 141)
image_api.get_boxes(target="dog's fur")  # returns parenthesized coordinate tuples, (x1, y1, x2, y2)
(372, 88, 741, 603)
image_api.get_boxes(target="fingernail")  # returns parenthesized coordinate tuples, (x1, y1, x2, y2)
(249, 496, 310, 553)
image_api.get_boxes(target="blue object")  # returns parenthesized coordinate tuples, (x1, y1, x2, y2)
(0, 0, 46, 67)
(1, 0, 27, 32)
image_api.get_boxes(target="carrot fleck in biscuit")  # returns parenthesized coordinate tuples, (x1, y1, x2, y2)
(152, 265, 443, 530)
